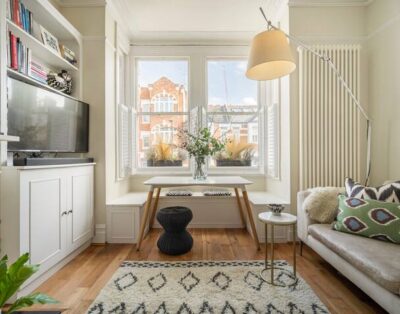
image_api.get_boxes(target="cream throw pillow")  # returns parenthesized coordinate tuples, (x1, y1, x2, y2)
(302, 187, 344, 223)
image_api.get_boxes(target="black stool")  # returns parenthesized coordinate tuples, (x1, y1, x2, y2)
(156, 206, 193, 255)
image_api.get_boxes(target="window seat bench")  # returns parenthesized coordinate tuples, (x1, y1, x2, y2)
(106, 191, 290, 244)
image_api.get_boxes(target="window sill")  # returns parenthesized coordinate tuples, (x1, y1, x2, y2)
(131, 167, 265, 177)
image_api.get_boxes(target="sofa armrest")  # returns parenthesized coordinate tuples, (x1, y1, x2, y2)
(297, 190, 316, 242)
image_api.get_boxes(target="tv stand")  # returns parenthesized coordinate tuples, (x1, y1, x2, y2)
(13, 157, 94, 166)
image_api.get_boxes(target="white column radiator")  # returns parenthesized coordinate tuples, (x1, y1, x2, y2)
(299, 45, 362, 189)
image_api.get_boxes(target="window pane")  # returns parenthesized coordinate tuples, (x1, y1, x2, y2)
(137, 115, 188, 168)
(137, 59, 188, 112)
(207, 60, 258, 113)
(208, 114, 259, 167)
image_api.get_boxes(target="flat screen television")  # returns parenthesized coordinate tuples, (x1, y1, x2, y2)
(7, 77, 89, 153)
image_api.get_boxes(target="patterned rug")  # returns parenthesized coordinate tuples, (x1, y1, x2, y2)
(87, 260, 329, 314)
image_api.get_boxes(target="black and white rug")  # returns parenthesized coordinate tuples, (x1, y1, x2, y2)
(87, 260, 329, 314)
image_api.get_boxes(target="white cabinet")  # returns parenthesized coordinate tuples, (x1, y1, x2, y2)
(0, 164, 94, 293)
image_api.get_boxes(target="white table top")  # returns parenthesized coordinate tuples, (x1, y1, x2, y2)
(258, 212, 297, 225)
(144, 176, 253, 188)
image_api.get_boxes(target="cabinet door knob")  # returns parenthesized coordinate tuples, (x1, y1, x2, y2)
(61, 211, 67, 216)
(68, 210, 73, 214)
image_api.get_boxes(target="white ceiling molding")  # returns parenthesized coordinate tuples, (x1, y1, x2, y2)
(56, 0, 106, 8)
(288, 0, 373, 7)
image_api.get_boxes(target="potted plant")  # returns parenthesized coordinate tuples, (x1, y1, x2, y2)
(179, 128, 225, 180)
(146, 139, 186, 167)
(215, 138, 256, 167)
(0, 253, 58, 314)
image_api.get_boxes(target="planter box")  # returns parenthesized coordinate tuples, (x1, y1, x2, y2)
(147, 160, 183, 167)
(216, 159, 252, 167)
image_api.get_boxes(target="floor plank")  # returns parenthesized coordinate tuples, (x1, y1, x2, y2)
(30, 229, 386, 313)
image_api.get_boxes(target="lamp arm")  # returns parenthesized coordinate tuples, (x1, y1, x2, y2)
(259, 7, 371, 183)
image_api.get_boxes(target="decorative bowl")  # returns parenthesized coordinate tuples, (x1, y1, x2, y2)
(267, 204, 285, 216)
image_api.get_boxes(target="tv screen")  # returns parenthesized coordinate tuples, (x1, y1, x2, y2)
(7, 78, 89, 153)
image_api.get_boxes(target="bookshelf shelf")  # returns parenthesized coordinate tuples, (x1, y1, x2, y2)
(0, 134, 19, 142)
(7, 19, 79, 72)
(7, 68, 80, 102)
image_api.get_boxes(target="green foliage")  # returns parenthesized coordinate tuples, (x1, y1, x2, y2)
(0, 254, 58, 314)
(179, 127, 225, 160)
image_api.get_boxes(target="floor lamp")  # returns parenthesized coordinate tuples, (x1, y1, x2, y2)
(247, 8, 371, 184)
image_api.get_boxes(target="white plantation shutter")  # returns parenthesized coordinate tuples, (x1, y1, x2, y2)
(266, 79, 280, 179)
(118, 104, 131, 178)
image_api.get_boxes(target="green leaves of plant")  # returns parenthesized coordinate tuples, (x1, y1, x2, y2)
(6, 292, 58, 314)
(0, 253, 58, 313)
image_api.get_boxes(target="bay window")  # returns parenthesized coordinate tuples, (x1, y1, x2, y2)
(130, 47, 279, 175)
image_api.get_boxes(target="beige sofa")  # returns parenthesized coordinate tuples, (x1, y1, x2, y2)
(297, 190, 400, 314)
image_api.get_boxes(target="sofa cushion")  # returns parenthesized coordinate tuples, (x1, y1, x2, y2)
(302, 187, 344, 223)
(308, 224, 400, 295)
(334, 195, 400, 243)
(345, 177, 400, 202)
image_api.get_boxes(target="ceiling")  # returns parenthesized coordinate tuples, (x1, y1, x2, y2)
(113, 0, 285, 44)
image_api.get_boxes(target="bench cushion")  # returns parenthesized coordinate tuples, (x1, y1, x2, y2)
(308, 224, 400, 295)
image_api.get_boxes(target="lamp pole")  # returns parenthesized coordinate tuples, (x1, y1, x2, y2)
(259, 7, 372, 184)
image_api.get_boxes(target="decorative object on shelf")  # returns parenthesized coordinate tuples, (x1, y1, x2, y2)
(215, 137, 255, 167)
(247, 7, 372, 185)
(178, 127, 225, 180)
(47, 70, 72, 94)
(40, 25, 61, 56)
(0, 253, 58, 314)
(267, 204, 285, 216)
(59, 44, 77, 66)
(145, 138, 186, 167)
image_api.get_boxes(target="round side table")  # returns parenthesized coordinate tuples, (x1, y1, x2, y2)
(258, 212, 297, 286)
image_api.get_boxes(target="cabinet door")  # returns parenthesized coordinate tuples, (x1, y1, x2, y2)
(67, 167, 93, 252)
(23, 171, 67, 275)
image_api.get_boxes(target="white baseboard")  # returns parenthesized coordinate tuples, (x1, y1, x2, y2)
(92, 224, 106, 243)
(18, 240, 91, 297)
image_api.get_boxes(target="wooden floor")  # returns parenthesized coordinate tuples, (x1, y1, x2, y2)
(32, 229, 386, 314)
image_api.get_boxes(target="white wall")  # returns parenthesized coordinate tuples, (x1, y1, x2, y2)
(366, 0, 400, 184)
(59, 4, 130, 227)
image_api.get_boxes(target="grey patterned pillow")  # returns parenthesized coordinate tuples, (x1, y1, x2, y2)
(166, 190, 193, 196)
(203, 189, 232, 196)
(345, 177, 400, 202)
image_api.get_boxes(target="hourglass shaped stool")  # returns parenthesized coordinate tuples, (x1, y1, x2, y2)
(156, 206, 193, 255)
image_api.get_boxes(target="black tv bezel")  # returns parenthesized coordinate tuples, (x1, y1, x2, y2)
(7, 77, 90, 154)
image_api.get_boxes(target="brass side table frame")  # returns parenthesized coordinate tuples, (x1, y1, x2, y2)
(258, 212, 297, 286)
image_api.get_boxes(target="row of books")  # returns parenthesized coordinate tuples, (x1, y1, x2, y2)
(7, 31, 49, 84)
(6, 0, 33, 35)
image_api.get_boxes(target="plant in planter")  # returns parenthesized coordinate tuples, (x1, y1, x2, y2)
(215, 138, 256, 167)
(0, 253, 58, 314)
(146, 139, 186, 167)
(179, 127, 225, 180)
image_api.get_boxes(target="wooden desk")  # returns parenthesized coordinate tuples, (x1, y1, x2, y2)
(136, 176, 260, 251)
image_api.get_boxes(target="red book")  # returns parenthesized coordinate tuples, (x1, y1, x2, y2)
(10, 33, 18, 70)
(13, 0, 21, 27)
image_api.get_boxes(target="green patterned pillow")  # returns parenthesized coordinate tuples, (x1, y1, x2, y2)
(334, 194, 400, 243)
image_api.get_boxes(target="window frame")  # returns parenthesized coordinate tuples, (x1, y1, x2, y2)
(133, 56, 191, 173)
(130, 47, 267, 176)
(205, 57, 264, 174)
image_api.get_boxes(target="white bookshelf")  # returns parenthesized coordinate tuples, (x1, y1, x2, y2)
(7, 20, 79, 72)
(4, 0, 83, 100)
(0, 0, 84, 162)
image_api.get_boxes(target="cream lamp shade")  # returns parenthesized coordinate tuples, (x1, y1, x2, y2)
(246, 29, 296, 81)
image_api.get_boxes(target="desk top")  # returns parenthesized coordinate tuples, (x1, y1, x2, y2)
(144, 176, 253, 188)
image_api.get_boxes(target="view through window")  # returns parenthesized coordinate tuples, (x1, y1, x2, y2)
(136, 59, 189, 168)
(207, 59, 259, 167)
